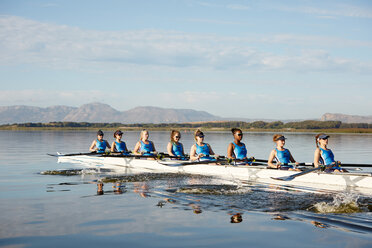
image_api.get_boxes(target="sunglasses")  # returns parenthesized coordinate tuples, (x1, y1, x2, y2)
(175, 136, 180, 138)
(197, 135, 205, 138)
(236, 133, 243, 136)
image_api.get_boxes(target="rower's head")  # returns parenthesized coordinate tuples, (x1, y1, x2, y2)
(97, 130, 104, 140)
(170, 130, 181, 143)
(194, 129, 205, 142)
(273, 134, 286, 146)
(114, 130, 123, 139)
(140, 129, 149, 141)
(315, 133, 329, 147)
(231, 128, 243, 140)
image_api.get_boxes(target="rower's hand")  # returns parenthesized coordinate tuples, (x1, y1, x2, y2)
(198, 154, 204, 159)
(276, 163, 282, 169)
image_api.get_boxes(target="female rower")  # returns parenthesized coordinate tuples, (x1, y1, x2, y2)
(133, 129, 157, 156)
(314, 133, 347, 173)
(111, 130, 129, 154)
(227, 128, 252, 164)
(167, 130, 186, 159)
(89, 130, 111, 153)
(268, 134, 300, 171)
(190, 129, 218, 161)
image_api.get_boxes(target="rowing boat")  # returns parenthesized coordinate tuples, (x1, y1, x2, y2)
(55, 153, 372, 195)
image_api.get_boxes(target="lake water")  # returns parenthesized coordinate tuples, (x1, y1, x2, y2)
(0, 130, 372, 248)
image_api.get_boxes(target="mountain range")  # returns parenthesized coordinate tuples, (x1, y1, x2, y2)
(0, 102, 222, 124)
(1, 102, 371, 124)
(320, 113, 372, 124)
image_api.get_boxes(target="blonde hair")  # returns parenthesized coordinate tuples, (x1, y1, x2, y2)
(194, 129, 204, 142)
(272, 134, 283, 142)
(170, 130, 180, 143)
(140, 129, 149, 140)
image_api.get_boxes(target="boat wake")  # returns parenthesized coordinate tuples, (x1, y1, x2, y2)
(309, 193, 369, 214)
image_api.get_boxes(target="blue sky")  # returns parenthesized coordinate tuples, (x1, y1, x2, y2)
(0, 0, 372, 119)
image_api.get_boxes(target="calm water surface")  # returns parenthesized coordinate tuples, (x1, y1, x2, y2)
(0, 130, 372, 248)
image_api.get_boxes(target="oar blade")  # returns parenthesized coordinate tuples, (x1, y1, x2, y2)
(271, 176, 294, 181)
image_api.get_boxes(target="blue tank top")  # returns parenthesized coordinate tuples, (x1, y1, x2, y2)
(275, 148, 290, 164)
(140, 140, 154, 155)
(319, 148, 335, 166)
(233, 142, 247, 159)
(115, 141, 127, 153)
(96, 139, 107, 153)
(172, 142, 184, 157)
(196, 143, 214, 161)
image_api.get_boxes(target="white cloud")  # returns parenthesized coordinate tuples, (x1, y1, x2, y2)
(0, 15, 371, 74)
(226, 4, 251, 10)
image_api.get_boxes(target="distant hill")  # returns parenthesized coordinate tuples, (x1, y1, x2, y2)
(0, 102, 222, 124)
(0, 105, 75, 124)
(321, 113, 372, 124)
(2, 103, 370, 125)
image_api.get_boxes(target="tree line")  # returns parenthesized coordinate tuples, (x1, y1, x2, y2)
(2, 120, 372, 130)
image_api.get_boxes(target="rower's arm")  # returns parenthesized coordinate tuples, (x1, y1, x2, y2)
(106, 141, 111, 150)
(180, 143, 185, 156)
(167, 142, 175, 156)
(207, 144, 216, 156)
(151, 141, 157, 154)
(190, 145, 198, 161)
(313, 148, 321, 168)
(89, 140, 97, 152)
(268, 150, 278, 168)
(289, 151, 297, 163)
(110, 142, 116, 152)
(133, 142, 142, 155)
(227, 143, 235, 159)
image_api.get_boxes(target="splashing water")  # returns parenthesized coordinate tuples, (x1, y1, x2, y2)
(310, 193, 363, 214)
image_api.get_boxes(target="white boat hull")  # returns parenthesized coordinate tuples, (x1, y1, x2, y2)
(57, 155, 372, 195)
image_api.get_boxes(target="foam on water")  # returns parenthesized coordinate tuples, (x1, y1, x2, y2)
(310, 193, 364, 213)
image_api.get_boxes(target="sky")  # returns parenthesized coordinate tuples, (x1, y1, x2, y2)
(0, 0, 372, 119)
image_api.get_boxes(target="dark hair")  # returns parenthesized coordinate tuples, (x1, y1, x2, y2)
(113, 130, 123, 138)
(194, 129, 204, 141)
(231, 128, 242, 135)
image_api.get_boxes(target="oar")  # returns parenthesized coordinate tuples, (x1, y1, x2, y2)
(271, 167, 322, 181)
(159, 156, 227, 167)
(47, 152, 98, 157)
(102, 153, 161, 159)
(157, 152, 190, 160)
(269, 162, 372, 168)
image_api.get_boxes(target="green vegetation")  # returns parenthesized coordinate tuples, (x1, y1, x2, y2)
(1, 120, 372, 133)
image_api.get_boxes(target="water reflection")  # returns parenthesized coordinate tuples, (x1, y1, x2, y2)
(59, 170, 371, 233)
